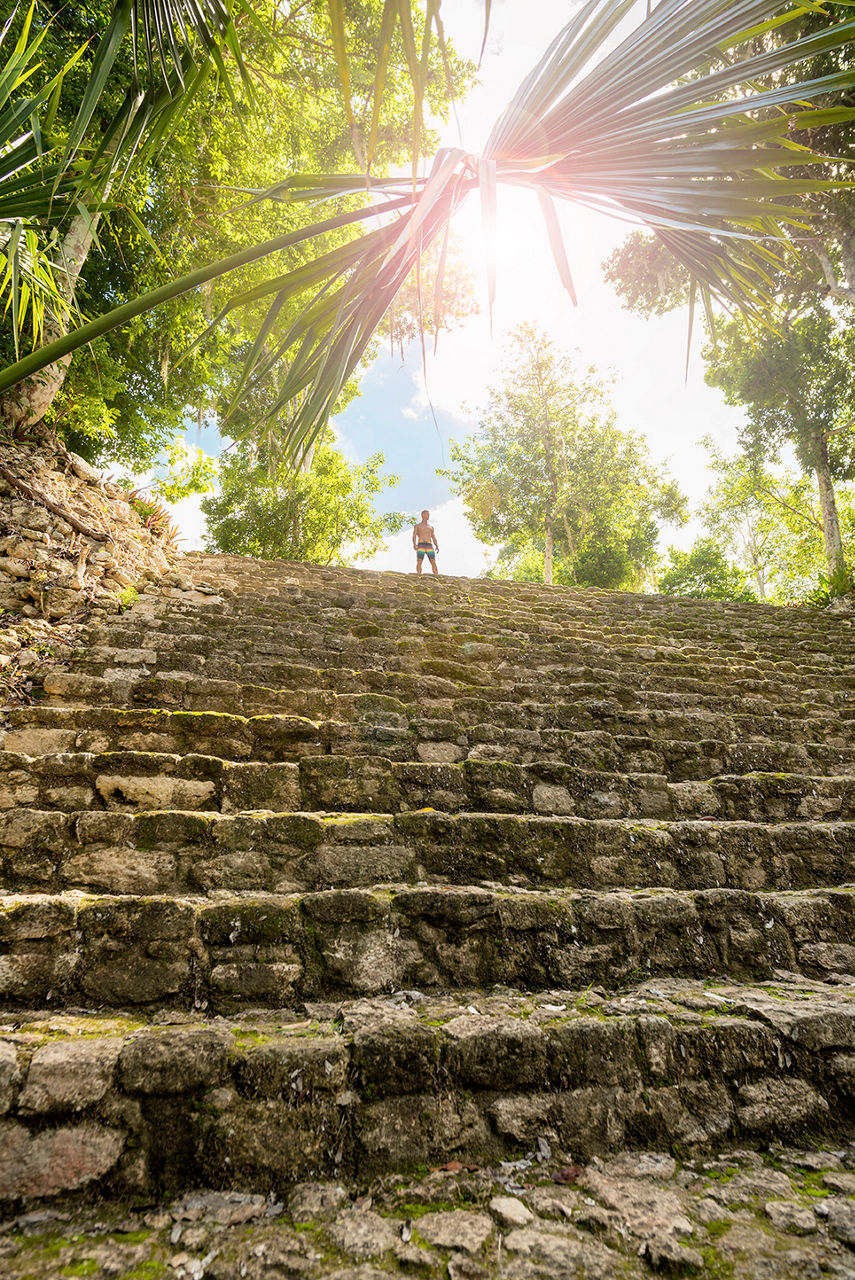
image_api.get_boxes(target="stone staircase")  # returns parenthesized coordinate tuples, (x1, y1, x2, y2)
(2, 554, 855, 1236)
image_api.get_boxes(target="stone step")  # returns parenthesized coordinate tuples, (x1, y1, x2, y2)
(1, 976, 853, 1200)
(185, 549, 848, 616)
(125, 559, 855, 618)
(83, 596, 855, 649)
(85, 606, 855, 670)
(2, 747, 854, 824)
(4, 800, 855, 895)
(5, 705, 855, 777)
(3, 885, 855, 1009)
(71, 643, 855, 707)
(185, 564, 855, 635)
(39, 671, 855, 745)
(3, 551, 854, 1223)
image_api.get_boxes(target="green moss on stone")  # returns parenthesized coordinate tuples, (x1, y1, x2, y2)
(699, 1244, 735, 1278)
(797, 1171, 832, 1198)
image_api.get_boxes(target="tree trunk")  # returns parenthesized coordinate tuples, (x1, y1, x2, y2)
(544, 525, 553, 586)
(814, 432, 847, 584)
(745, 526, 767, 600)
(0, 212, 97, 434)
(298, 440, 315, 474)
(809, 233, 855, 305)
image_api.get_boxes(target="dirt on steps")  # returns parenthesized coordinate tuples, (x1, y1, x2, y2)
(3, 1144, 855, 1279)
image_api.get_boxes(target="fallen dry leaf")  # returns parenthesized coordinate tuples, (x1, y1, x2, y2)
(431, 1160, 481, 1173)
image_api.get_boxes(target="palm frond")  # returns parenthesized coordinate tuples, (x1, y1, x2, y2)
(0, 219, 76, 357)
(209, 0, 855, 456)
(326, 0, 484, 176)
(3, 0, 855, 462)
(62, 0, 252, 188)
(0, 4, 88, 348)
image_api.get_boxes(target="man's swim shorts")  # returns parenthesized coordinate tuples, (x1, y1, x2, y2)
(417, 541, 436, 560)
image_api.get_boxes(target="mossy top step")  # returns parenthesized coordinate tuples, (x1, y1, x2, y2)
(109, 589, 855, 656)
(71, 639, 855, 705)
(3, 877, 855, 1013)
(4, 878, 855, 1010)
(39, 668, 855, 749)
(2, 747, 855, 827)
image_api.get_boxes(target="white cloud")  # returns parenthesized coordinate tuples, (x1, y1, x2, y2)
(328, 421, 362, 464)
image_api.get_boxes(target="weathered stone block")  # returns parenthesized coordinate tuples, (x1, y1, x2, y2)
(548, 1018, 637, 1089)
(96, 773, 216, 810)
(359, 1094, 490, 1169)
(222, 761, 300, 813)
(233, 1036, 348, 1099)
(0, 1120, 124, 1198)
(0, 1041, 22, 1114)
(737, 1077, 828, 1135)
(443, 1015, 547, 1089)
(352, 1020, 438, 1095)
(19, 1037, 121, 1114)
(119, 1029, 231, 1094)
(300, 756, 400, 812)
(196, 1098, 345, 1186)
(417, 1210, 493, 1253)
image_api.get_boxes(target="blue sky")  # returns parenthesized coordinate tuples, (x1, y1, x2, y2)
(169, 0, 752, 574)
(334, 346, 457, 517)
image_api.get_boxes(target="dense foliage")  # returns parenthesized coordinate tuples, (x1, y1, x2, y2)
(603, 245, 855, 594)
(4, 0, 855, 468)
(702, 306, 855, 581)
(657, 539, 758, 603)
(202, 430, 405, 564)
(688, 439, 855, 603)
(0, 1, 471, 487)
(444, 325, 686, 590)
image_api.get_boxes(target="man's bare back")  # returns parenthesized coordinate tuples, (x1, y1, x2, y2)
(413, 509, 439, 576)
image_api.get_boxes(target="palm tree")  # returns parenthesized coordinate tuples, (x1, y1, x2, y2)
(2, 0, 855, 460)
(0, 0, 257, 432)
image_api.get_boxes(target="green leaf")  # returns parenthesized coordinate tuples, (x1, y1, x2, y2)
(536, 189, 576, 307)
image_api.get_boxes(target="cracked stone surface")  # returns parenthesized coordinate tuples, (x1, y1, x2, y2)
(0, 1148, 854, 1278)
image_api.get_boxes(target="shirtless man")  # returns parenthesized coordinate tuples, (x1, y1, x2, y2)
(413, 509, 439, 576)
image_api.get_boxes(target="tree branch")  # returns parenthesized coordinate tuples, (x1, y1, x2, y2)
(807, 236, 855, 305)
(755, 480, 822, 534)
(0, 461, 110, 542)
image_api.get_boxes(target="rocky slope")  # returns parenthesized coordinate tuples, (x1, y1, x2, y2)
(0, 443, 178, 620)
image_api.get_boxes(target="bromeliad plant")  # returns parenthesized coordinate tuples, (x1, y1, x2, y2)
(126, 487, 183, 546)
(2, 0, 855, 465)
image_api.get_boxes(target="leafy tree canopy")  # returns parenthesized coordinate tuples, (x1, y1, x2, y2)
(1, 0, 473, 488)
(703, 305, 855, 481)
(602, 231, 691, 318)
(5, 0, 855, 466)
(201, 429, 405, 565)
(657, 539, 758, 603)
(696, 437, 855, 604)
(443, 324, 686, 590)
